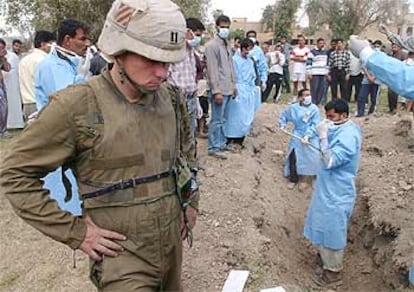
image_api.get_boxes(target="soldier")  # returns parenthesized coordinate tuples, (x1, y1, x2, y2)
(1, 0, 199, 291)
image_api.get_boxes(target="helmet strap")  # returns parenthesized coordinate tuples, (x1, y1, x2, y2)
(115, 57, 151, 98)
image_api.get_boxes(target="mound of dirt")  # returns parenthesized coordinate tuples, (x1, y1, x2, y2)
(355, 113, 414, 289)
(0, 104, 412, 292)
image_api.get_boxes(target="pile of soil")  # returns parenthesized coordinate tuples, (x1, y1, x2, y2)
(0, 104, 412, 291)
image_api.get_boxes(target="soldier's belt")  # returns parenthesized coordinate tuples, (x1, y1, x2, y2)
(81, 170, 171, 200)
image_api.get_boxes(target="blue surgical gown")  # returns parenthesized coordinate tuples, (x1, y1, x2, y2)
(225, 54, 260, 138)
(279, 103, 321, 176)
(251, 45, 268, 85)
(304, 120, 362, 250)
(365, 51, 414, 100)
(35, 50, 85, 215)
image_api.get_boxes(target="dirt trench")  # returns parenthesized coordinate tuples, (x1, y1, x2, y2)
(0, 103, 412, 292)
(183, 104, 410, 292)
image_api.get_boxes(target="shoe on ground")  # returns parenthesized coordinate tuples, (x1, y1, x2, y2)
(298, 181, 311, 192)
(208, 151, 227, 160)
(287, 182, 297, 189)
(312, 270, 343, 289)
(221, 144, 238, 152)
(0, 131, 12, 139)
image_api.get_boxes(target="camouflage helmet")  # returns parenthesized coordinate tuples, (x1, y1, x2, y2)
(98, 0, 186, 63)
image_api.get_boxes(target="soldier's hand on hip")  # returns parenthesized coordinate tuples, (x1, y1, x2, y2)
(79, 215, 127, 261)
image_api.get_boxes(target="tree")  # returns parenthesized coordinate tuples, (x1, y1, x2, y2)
(1, 0, 211, 40)
(261, 0, 301, 40)
(172, 0, 211, 21)
(212, 9, 224, 22)
(306, 0, 410, 40)
(1, 0, 113, 40)
(230, 28, 245, 40)
(262, 4, 276, 32)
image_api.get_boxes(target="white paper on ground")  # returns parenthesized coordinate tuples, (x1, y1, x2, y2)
(221, 270, 250, 292)
(260, 287, 286, 292)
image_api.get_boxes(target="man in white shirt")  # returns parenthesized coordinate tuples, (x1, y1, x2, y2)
(347, 51, 363, 103)
(290, 34, 310, 97)
(263, 43, 285, 102)
(19, 31, 56, 121)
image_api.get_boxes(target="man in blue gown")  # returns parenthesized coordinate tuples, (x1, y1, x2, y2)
(225, 38, 260, 148)
(279, 88, 320, 190)
(304, 99, 362, 288)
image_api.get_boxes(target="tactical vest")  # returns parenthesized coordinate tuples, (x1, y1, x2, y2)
(73, 72, 179, 209)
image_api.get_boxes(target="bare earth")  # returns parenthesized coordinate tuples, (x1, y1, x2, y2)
(0, 103, 413, 292)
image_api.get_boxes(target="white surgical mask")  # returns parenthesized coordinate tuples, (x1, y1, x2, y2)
(326, 118, 349, 130)
(303, 95, 312, 105)
(187, 36, 201, 47)
(249, 37, 257, 44)
(218, 28, 230, 39)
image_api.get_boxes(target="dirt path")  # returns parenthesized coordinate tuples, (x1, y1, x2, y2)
(0, 103, 412, 291)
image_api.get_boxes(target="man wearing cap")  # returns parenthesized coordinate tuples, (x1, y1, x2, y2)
(1, 0, 198, 291)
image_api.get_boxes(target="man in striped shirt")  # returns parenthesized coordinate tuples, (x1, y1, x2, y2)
(306, 38, 329, 105)
(328, 39, 351, 100)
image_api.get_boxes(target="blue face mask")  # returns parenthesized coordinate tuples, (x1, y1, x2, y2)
(187, 36, 201, 47)
(218, 28, 230, 39)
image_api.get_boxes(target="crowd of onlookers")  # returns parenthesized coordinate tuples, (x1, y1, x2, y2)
(1, 15, 413, 143)
(259, 35, 414, 116)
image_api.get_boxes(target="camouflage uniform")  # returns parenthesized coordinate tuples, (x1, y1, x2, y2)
(1, 69, 198, 291)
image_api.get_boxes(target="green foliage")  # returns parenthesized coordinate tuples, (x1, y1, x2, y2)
(1, 0, 113, 40)
(262, 4, 275, 32)
(261, 0, 301, 40)
(172, 0, 211, 21)
(212, 9, 224, 22)
(230, 28, 245, 40)
(1, 0, 210, 40)
(305, 0, 410, 40)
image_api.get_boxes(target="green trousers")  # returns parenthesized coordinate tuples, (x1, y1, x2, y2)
(88, 196, 182, 291)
